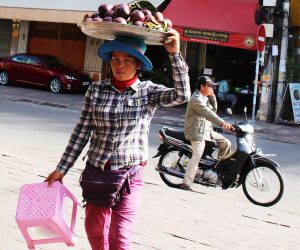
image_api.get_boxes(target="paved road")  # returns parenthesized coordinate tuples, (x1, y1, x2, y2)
(1, 84, 300, 144)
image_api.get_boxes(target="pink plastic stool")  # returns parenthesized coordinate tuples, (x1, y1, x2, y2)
(15, 181, 80, 249)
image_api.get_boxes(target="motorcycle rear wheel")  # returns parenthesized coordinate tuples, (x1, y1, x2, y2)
(242, 165, 284, 207)
(158, 148, 188, 188)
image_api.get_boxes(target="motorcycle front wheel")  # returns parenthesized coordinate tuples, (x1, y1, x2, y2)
(158, 148, 189, 188)
(242, 165, 284, 207)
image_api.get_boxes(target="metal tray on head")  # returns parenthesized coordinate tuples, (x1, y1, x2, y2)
(78, 21, 168, 45)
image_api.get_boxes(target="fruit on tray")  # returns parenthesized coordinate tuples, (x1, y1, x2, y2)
(83, 1, 172, 32)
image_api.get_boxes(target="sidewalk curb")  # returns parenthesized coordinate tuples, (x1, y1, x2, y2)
(2, 95, 80, 110)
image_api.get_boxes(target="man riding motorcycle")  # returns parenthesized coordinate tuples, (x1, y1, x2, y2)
(180, 76, 234, 191)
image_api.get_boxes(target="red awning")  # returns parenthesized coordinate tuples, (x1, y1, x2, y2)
(162, 0, 259, 50)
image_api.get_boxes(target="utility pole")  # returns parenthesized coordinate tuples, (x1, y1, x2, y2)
(252, 52, 261, 123)
(275, 0, 290, 120)
(252, 24, 266, 124)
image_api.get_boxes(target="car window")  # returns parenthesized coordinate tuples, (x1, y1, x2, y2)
(25, 56, 41, 66)
(11, 55, 24, 63)
(39, 56, 67, 68)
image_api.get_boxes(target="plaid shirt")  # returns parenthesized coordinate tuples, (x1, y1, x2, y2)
(56, 53, 190, 174)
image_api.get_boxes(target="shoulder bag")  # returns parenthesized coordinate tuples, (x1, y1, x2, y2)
(79, 163, 141, 208)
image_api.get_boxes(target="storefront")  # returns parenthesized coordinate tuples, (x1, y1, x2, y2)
(0, 0, 101, 77)
(0, 19, 13, 58)
(0, 0, 164, 80)
(28, 22, 86, 70)
(161, 0, 259, 102)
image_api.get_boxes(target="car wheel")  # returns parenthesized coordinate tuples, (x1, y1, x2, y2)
(49, 77, 62, 93)
(0, 71, 9, 85)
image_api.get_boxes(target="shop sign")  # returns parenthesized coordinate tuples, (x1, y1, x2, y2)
(177, 26, 256, 50)
(183, 28, 229, 42)
(277, 83, 300, 124)
(289, 83, 300, 123)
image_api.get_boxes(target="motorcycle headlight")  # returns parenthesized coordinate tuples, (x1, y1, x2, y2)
(64, 74, 77, 80)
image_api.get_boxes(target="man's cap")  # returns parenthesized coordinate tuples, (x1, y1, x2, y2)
(98, 36, 153, 71)
(198, 76, 218, 86)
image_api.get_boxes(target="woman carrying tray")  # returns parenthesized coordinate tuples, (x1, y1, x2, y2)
(45, 29, 190, 250)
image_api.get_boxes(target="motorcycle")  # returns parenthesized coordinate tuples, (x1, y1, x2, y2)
(153, 109, 284, 207)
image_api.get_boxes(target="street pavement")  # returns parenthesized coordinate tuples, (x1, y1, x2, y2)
(1, 85, 300, 144)
(1, 85, 300, 250)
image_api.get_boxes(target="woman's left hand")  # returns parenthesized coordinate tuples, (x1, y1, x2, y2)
(161, 29, 180, 55)
(45, 170, 64, 187)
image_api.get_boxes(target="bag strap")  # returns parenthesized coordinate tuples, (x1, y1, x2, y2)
(123, 164, 142, 195)
(128, 164, 141, 177)
(124, 175, 131, 194)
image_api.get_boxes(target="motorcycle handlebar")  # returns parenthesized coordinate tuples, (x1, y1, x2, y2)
(231, 124, 242, 133)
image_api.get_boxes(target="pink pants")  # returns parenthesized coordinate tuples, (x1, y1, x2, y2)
(84, 167, 144, 250)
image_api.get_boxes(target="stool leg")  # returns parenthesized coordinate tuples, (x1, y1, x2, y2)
(18, 225, 35, 249)
(70, 202, 78, 234)
(62, 185, 80, 238)
(63, 186, 80, 205)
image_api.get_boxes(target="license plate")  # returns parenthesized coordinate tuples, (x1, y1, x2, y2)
(82, 81, 90, 86)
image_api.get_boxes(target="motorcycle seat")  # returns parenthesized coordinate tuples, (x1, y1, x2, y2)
(163, 128, 218, 148)
(164, 128, 188, 143)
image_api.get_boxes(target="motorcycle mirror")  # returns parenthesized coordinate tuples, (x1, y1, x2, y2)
(226, 108, 237, 125)
(244, 107, 248, 121)
(226, 108, 232, 115)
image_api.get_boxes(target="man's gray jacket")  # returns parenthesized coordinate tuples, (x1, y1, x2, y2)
(184, 90, 225, 141)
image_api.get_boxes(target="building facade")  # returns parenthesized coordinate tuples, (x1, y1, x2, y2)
(0, 0, 163, 80)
